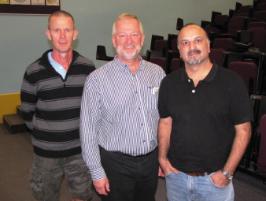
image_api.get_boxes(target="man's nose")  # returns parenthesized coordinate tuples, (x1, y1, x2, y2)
(125, 35, 133, 44)
(189, 41, 197, 50)
(60, 30, 66, 39)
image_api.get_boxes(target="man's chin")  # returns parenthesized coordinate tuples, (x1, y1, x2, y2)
(186, 57, 202, 65)
(121, 52, 139, 60)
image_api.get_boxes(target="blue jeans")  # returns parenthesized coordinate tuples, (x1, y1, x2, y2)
(165, 171, 234, 201)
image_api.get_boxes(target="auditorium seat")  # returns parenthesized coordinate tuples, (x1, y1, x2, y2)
(212, 37, 235, 51)
(210, 48, 226, 66)
(257, 114, 266, 176)
(253, 10, 266, 22)
(96, 45, 113, 61)
(169, 58, 182, 72)
(150, 56, 167, 72)
(228, 61, 258, 94)
(150, 35, 164, 50)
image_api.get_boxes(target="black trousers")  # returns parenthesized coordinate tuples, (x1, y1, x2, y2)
(100, 147, 159, 201)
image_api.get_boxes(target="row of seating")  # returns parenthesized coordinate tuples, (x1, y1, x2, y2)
(257, 114, 266, 177)
(202, 0, 266, 180)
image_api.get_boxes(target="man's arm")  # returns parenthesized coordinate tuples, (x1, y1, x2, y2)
(20, 71, 37, 130)
(80, 75, 110, 195)
(223, 122, 251, 174)
(212, 122, 251, 187)
(158, 117, 178, 175)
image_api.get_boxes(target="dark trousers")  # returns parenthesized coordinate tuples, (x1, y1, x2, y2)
(100, 147, 159, 201)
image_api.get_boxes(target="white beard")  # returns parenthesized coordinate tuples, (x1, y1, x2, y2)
(116, 45, 141, 60)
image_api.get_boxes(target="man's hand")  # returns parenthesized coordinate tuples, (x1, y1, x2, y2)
(210, 170, 230, 188)
(159, 158, 178, 176)
(93, 177, 110, 195)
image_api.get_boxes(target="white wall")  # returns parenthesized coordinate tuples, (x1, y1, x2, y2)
(0, 0, 252, 93)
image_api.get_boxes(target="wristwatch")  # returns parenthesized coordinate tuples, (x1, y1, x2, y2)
(221, 170, 233, 180)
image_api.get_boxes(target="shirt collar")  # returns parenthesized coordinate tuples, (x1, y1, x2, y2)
(113, 56, 144, 72)
(179, 63, 218, 83)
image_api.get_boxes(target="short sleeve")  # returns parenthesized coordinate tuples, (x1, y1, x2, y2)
(229, 73, 253, 124)
(158, 77, 171, 118)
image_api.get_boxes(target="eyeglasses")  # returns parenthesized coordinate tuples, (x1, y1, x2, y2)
(116, 32, 141, 39)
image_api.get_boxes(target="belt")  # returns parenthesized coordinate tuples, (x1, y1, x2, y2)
(184, 171, 209, 176)
(119, 147, 158, 158)
(99, 146, 157, 158)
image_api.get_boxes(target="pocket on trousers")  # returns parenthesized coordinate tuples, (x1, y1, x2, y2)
(208, 174, 230, 189)
(165, 171, 180, 178)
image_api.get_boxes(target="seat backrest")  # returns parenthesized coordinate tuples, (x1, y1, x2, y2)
(253, 10, 266, 22)
(228, 61, 258, 93)
(213, 14, 230, 31)
(255, 2, 266, 10)
(169, 58, 182, 72)
(248, 27, 266, 52)
(150, 56, 167, 72)
(167, 34, 178, 50)
(209, 48, 225, 66)
(212, 37, 235, 51)
(234, 5, 253, 17)
(150, 35, 164, 50)
(227, 16, 248, 36)
(248, 21, 266, 29)
(235, 2, 242, 10)
(176, 18, 184, 31)
(211, 11, 222, 23)
(154, 39, 167, 51)
(257, 114, 266, 173)
(96, 45, 113, 61)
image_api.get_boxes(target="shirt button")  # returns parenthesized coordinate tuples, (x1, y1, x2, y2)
(188, 79, 191, 83)
(192, 89, 196, 93)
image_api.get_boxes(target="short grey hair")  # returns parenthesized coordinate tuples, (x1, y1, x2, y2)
(112, 13, 144, 35)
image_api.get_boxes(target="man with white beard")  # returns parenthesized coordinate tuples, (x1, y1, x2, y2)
(80, 13, 165, 201)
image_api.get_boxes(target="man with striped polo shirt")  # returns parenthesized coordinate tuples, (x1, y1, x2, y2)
(80, 13, 165, 201)
(20, 10, 95, 201)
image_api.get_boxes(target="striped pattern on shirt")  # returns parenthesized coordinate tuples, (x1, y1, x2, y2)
(80, 57, 165, 180)
(20, 50, 95, 158)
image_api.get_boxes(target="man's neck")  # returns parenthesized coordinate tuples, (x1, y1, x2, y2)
(185, 60, 213, 87)
(118, 56, 141, 75)
(51, 50, 73, 70)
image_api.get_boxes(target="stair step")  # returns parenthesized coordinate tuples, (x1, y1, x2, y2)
(3, 114, 27, 134)
(16, 105, 22, 117)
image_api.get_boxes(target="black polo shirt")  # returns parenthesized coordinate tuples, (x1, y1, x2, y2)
(158, 64, 253, 172)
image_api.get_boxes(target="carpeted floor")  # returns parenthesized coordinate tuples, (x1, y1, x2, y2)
(0, 125, 265, 201)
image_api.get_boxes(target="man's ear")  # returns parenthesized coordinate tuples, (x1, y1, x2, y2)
(141, 34, 145, 47)
(46, 29, 52, 41)
(73, 29, 79, 41)
(112, 35, 117, 48)
(207, 39, 211, 54)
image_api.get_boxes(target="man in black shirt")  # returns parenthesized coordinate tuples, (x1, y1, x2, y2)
(158, 23, 252, 201)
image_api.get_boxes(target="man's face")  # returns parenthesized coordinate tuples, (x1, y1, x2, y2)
(46, 15, 78, 54)
(112, 17, 144, 62)
(178, 25, 210, 66)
